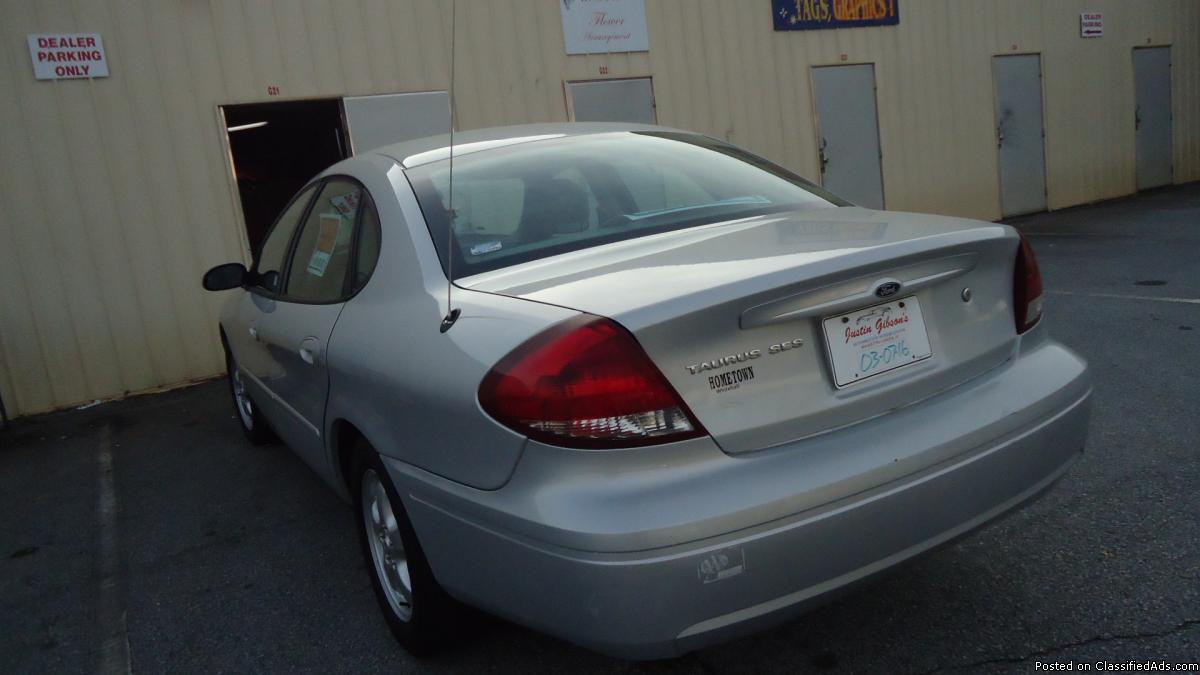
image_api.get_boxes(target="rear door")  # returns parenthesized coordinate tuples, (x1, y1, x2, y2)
(993, 54, 1048, 216)
(811, 64, 885, 209)
(1133, 47, 1173, 190)
(245, 178, 379, 472)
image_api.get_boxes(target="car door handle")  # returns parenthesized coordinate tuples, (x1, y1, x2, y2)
(298, 337, 321, 366)
(248, 326, 258, 340)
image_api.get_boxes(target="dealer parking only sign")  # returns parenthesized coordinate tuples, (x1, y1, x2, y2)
(1079, 12, 1103, 38)
(27, 33, 109, 80)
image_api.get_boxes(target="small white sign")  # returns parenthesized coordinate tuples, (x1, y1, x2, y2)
(560, 0, 649, 55)
(1080, 12, 1103, 38)
(27, 33, 109, 80)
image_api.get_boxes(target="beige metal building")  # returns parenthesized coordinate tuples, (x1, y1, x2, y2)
(1, 0, 1197, 419)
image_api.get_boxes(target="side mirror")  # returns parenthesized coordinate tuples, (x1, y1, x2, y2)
(259, 270, 280, 293)
(202, 262, 247, 291)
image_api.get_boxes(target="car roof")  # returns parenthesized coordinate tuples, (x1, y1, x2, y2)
(322, 122, 692, 177)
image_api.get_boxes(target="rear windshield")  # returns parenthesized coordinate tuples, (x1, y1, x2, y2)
(406, 131, 846, 277)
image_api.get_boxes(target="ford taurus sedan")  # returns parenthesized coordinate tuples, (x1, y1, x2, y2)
(202, 123, 1091, 659)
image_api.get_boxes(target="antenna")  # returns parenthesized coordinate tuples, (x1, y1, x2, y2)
(439, 0, 461, 333)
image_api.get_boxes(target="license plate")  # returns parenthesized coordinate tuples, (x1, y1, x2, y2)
(822, 296, 932, 388)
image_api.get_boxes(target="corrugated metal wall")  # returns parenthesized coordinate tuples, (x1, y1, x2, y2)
(1, 0, 1197, 417)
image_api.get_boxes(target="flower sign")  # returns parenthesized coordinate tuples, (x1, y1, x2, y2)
(560, 0, 649, 55)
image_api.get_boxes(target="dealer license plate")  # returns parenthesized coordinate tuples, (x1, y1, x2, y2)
(821, 296, 933, 388)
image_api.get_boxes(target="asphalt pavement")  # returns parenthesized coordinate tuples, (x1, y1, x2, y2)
(2, 184, 1198, 674)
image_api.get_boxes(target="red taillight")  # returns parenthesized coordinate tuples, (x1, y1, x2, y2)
(1013, 232, 1044, 334)
(478, 315, 707, 448)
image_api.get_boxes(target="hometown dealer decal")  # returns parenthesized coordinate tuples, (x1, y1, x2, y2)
(708, 366, 755, 393)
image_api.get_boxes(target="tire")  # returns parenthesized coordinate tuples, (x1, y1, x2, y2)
(353, 442, 455, 656)
(225, 349, 274, 445)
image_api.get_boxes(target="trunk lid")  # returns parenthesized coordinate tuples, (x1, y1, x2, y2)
(461, 207, 1020, 454)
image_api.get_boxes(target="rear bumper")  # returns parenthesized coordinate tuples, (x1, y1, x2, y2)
(387, 337, 1091, 659)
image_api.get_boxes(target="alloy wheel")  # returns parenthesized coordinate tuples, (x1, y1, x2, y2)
(361, 469, 414, 622)
(231, 366, 254, 430)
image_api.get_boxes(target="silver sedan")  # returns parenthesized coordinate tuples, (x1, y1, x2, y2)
(202, 123, 1091, 659)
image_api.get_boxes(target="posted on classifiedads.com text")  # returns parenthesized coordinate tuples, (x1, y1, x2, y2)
(1034, 661, 1199, 672)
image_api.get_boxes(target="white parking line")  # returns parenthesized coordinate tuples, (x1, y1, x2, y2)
(97, 423, 131, 675)
(1048, 290, 1200, 305)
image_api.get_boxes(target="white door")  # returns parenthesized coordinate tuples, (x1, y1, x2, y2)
(993, 55, 1048, 217)
(1133, 47, 1173, 190)
(811, 64, 885, 210)
(567, 78, 656, 124)
(342, 91, 450, 154)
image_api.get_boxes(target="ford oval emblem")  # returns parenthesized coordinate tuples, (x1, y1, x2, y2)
(875, 281, 901, 298)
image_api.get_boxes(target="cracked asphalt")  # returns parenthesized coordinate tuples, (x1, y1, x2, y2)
(3, 184, 1199, 674)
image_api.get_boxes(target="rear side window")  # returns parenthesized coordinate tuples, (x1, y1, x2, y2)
(254, 184, 316, 293)
(285, 179, 363, 303)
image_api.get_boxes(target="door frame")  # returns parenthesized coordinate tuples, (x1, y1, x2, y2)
(807, 62, 887, 209)
(1131, 45, 1174, 191)
(563, 76, 657, 122)
(215, 96, 350, 263)
(215, 104, 254, 265)
(989, 52, 1050, 217)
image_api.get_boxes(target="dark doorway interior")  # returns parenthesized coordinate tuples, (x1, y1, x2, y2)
(223, 99, 348, 253)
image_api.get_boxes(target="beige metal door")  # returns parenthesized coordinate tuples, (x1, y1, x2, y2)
(1133, 47, 1173, 190)
(567, 78, 656, 124)
(993, 54, 1048, 217)
(811, 64, 885, 210)
(343, 92, 451, 154)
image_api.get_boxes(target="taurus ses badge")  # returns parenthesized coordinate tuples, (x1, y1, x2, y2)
(874, 280, 902, 299)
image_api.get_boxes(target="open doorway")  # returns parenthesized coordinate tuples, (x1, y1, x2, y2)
(222, 99, 348, 253)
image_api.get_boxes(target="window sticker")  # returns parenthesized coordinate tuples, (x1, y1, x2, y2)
(307, 212, 345, 277)
(329, 192, 360, 218)
(469, 240, 503, 256)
